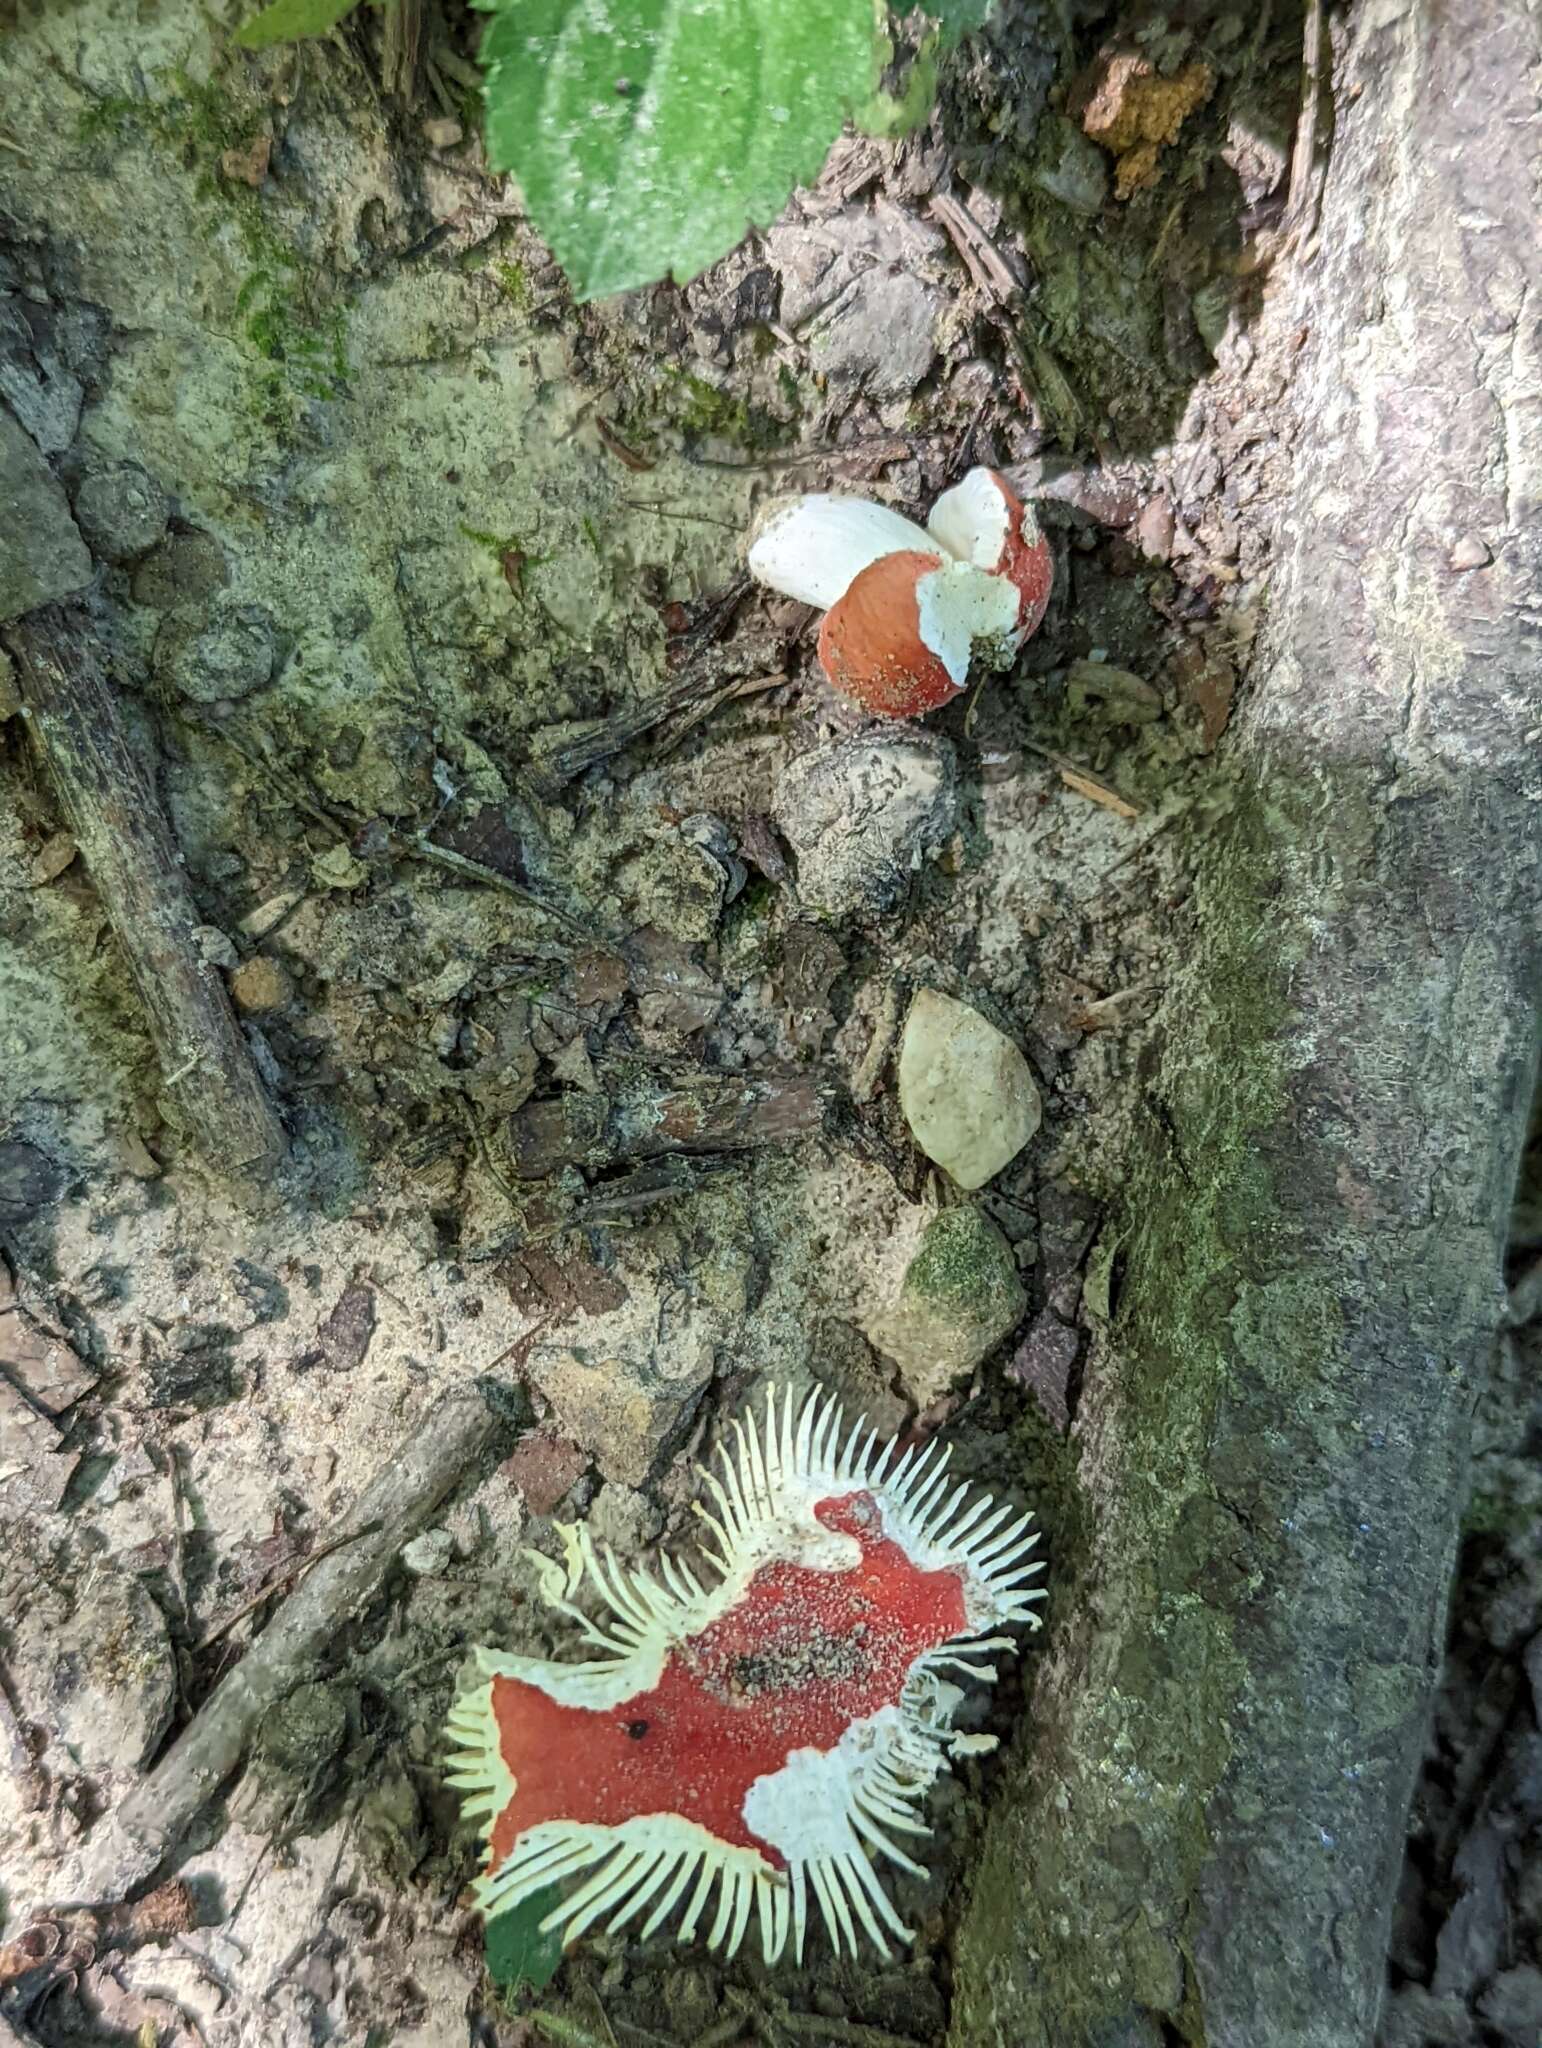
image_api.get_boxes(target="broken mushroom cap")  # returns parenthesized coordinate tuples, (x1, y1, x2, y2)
(746, 493, 937, 612)
(818, 548, 1022, 720)
(446, 1382, 1042, 1966)
(927, 467, 1053, 643)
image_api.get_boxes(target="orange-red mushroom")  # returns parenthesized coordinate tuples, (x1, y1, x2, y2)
(745, 467, 1052, 720)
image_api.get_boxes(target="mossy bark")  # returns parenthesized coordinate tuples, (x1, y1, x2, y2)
(949, 6, 1542, 2044)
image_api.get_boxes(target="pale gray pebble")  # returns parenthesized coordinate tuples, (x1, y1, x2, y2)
(74, 462, 170, 562)
(156, 596, 278, 703)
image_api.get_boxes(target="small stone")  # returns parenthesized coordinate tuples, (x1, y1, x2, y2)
(219, 134, 272, 186)
(19, 1563, 174, 1772)
(0, 294, 85, 453)
(130, 530, 229, 611)
(230, 954, 292, 1011)
(1065, 658, 1163, 725)
(30, 830, 77, 884)
(0, 1296, 97, 1414)
(1479, 1965, 1542, 2039)
(401, 1528, 454, 1575)
(240, 888, 305, 939)
(1448, 534, 1492, 571)
(0, 408, 92, 622)
(808, 265, 943, 399)
(775, 733, 960, 920)
(868, 1206, 1026, 1407)
(311, 842, 368, 890)
(1134, 495, 1175, 561)
(1029, 114, 1110, 214)
(0, 1138, 62, 1223)
(156, 597, 277, 703)
(0, 1378, 77, 1510)
(532, 1327, 712, 1487)
(898, 988, 1041, 1189)
(548, 1035, 600, 1092)
(192, 924, 239, 970)
(1006, 1310, 1080, 1432)
(73, 463, 170, 563)
(422, 116, 463, 149)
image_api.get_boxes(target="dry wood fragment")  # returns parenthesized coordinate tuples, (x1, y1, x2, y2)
(928, 192, 1026, 302)
(524, 605, 775, 792)
(2, 604, 285, 1184)
(71, 1378, 527, 1906)
(506, 1071, 830, 1179)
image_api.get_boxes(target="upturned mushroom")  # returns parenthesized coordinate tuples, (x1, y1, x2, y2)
(448, 1382, 1041, 1964)
(746, 467, 1052, 720)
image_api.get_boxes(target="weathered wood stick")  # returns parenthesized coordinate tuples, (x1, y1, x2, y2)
(523, 605, 776, 793)
(505, 1070, 830, 1179)
(71, 1377, 527, 1905)
(3, 604, 285, 1182)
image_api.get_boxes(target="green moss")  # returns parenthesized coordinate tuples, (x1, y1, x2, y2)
(951, 772, 1355, 2047)
(907, 1204, 1020, 1313)
(78, 62, 349, 421)
(492, 260, 532, 310)
(77, 65, 248, 158)
(459, 523, 539, 563)
(673, 372, 793, 452)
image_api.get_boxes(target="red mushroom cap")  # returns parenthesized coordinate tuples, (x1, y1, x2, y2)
(817, 547, 1021, 720)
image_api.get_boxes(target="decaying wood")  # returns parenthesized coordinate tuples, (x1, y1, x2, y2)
(0, 1881, 193, 2017)
(3, 604, 286, 1184)
(506, 1070, 830, 1179)
(71, 1378, 527, 1906)
(522, 593, 773, 792)
(950, 7, 1542, 2046)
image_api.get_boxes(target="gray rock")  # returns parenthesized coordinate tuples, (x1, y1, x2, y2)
(74, 462, 170, 562)
(0, 1137, 63, 1222)
(156, 596, 278, 702)
(775, 732, 959, 920)
(0, 407, 92, 621)
(808, 265, 945, 400)
(532, 1323, 713, 1487)
(869, 1205, 1027, 1407)
(1030, 115, 1110, 215)
(1479, 1966, 1542, 2043)
(16, 1564, 175, 1774)
(0, 294, 84, 455)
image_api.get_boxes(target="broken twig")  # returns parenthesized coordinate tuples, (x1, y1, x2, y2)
(3, 605, 286, 1183)
(73, 1378, 527, 1904)
(506, 1071, 830, 1179)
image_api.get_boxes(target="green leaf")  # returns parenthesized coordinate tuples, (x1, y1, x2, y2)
(484, 1884, 564, 1994)
(234, 0, 362, 51)
(477, 0, 879, 301)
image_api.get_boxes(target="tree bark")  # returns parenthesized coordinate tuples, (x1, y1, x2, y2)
(950, 6, 1542, 2045)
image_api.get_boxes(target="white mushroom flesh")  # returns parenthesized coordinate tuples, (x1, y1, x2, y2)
(914, 560, 1022, 687)
(926, 468, 1014, 572)
(746, 495, 937, 610)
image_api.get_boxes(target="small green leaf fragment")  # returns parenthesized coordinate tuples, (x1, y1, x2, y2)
(477, 0, 879, 301)
(234, 0, 361, 51)
(484, 1884, 564, 1993)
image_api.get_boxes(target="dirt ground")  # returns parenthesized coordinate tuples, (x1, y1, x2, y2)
(1, 4, 1537, 2045)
